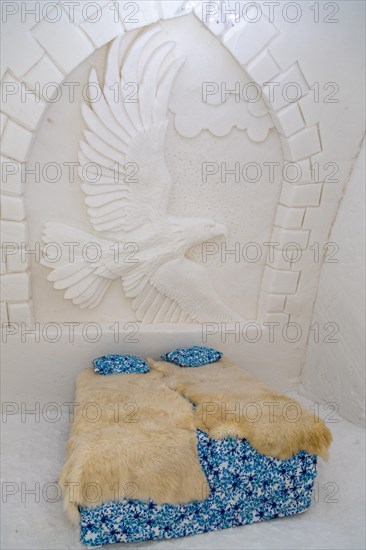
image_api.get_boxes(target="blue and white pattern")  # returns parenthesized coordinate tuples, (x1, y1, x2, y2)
(80, 431, 317, 546)
(93, 355, 150, 375)
(161, 346, 223, 367)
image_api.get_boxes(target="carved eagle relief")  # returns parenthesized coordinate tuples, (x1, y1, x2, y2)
(41, 25, 242, 323)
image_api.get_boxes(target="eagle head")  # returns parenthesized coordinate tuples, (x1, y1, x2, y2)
(169, 216, 227, 248)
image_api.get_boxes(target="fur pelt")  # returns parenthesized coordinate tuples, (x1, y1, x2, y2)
(60, 368, 209, 522)
(148, 357, 332, 460)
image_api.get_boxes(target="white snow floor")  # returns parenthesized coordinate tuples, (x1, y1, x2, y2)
(1, 393, 365, 550)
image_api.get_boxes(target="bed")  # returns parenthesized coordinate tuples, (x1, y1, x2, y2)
(60, 348, 331, 547)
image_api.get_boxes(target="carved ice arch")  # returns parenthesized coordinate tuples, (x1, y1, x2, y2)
(1, 0, 324, 326)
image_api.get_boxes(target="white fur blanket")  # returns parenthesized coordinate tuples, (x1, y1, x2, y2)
(148, 357, 332, 460)
(60, 368, 209, 522)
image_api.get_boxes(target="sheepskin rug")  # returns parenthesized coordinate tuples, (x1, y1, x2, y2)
(60, 368, 209, 522)
(148, 357, 332, 460)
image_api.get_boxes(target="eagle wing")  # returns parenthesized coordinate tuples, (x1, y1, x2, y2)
(79, 25, 185, 234)
(123, 257, 243, 323)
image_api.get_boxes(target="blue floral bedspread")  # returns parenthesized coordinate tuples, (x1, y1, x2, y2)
(80, 430, 317, 546)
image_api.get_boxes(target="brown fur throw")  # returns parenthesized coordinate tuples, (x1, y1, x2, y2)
(60, 368, 209, 522)
(148, 357, 332, 460)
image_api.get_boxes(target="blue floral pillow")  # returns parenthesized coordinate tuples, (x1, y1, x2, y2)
(93, 354, 150, 375)
(161, 346, 223, 367)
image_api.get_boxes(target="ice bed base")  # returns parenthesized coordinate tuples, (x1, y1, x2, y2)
(80, 430, 318, 546)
